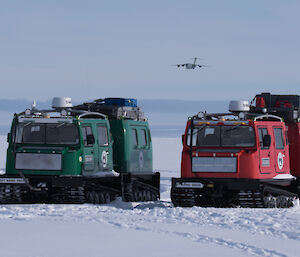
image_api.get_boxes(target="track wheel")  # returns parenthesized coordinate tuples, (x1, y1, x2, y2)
(276, 196, 292, 208)
(142, 191, 147, 201)
(91, 191, 99, 204)
(151, 192, 157, 201)
(94, 193, 100, 204)
(86, 192, 92, 203)
(104, 193, 111, 204)
(133, 191, 139, 202)
(88, 191, 95, 204)
(146, 191, 151, 201)
(99, 193, 105, 204)
(263, 195, 276, 208)
(138, 191, 143, 201)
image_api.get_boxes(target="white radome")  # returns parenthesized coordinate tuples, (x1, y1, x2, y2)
(52, 97, 73, 109)
(229, 100, 250, 112)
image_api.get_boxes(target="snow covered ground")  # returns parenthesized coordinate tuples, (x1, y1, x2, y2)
(1, 136, 300, 257)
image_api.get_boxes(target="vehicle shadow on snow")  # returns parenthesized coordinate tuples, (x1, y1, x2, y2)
(108, 197, 171, 210)
(133, 201, 172, 210)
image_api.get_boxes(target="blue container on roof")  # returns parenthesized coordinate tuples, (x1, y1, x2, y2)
(104, 98, 137, 107)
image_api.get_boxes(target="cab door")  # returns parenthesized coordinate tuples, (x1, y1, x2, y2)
(81, 124, 98, 174)
(258, 126, 274, 174)
(273, 126, 288, 173)
(130, 127, 139, 172)
(129, 125, 152, 173)
(137, 127, 152, 173)
(96, 123, 113, 171)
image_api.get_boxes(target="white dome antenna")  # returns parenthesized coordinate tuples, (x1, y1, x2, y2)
(229, 100, 250, 113)
(52, 97, 72, 109)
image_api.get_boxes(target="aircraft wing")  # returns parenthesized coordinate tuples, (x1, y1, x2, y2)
(173, 64, 187, 67)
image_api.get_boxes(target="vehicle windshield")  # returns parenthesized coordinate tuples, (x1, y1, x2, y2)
(187, 125, 255, 147)
(14, 123, 79, 145)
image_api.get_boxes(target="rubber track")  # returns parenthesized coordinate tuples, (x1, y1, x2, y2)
(122, 181, 159, 202)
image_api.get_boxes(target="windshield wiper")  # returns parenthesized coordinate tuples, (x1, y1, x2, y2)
(23, 122, 32, 127)
(57, 123, 66, 128)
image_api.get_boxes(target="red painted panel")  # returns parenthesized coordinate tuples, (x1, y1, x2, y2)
(287, 123, 300, 177)
(180, 120, 291, 180)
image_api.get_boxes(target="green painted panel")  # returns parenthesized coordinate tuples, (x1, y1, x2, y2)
(80, 120, 113, 176)
(5, 114, 153, 177)
(110, 119, 153, 174)
(5, 117, 112, 177)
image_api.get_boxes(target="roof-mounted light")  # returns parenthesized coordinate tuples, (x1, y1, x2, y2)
(197, 112, 205, 119)
(25, 109, 31, 116)
(60, 109, 67, 116)
(238, 112, 245, 120)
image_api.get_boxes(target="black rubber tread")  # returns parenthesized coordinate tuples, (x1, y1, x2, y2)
(171, 186, 298, 208)
(171, 188, 195, 207)
(0, 185, 27, 204)
(87, 190, 115, 205)
(51, 187, 86, 204)
(122, 180, 159, 202)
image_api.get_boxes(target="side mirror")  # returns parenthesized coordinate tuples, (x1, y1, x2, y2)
(87, 134, 95, 145)
(7, 133, 10, 143)
(285, 131, 289, 145)
(263, 134, 271, 147)
(182, 134, 184, 145)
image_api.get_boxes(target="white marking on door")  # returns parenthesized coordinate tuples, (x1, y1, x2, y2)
(101, 151, 108, 168)
(277, 152, 284, 170)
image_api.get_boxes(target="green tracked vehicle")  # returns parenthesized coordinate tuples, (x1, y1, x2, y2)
(0, 97, 160, 204)
(73, 98, 159, 202)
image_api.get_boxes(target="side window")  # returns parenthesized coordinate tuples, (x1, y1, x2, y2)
(186, 126, 198, 146)
(274, 128, 284, 149)
(186, 127, 191, 146)
(82, 126, 94, 147)
(258, 128, 269, 149)
(140, 129, 148, 147)
(97, 126, 108, 146)
(15, 125, 24, 143)
(131, 128, 138, 148)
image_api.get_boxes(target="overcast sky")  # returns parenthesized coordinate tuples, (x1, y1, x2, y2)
(1, 1, 300, 101)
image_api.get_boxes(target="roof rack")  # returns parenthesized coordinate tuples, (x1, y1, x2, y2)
(73, 98, 146, 121)
(16, 97, 146, 122)
(254, 114, 283, 122)
(16, 108, 107, 121)
(192, 112, 242, 121)
(192, 110, 284, 123)
(78, 112, 106, 119)
(251, 92, 300, 122)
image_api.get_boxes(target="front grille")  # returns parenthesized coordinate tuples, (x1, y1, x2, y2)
(192, 157, 237, 173)
(15, 153, 62, 171)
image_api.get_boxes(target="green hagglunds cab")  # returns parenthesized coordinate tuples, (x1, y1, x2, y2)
(1, 97, 160, 204)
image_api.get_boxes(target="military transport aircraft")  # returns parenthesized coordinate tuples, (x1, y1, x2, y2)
(174, 57, 208, 69)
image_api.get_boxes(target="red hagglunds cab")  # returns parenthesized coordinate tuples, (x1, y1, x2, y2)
(171, 95, 299, 208)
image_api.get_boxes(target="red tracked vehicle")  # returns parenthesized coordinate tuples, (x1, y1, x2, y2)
(250, 93, 300, 195)
(171, 97, 298, 208)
